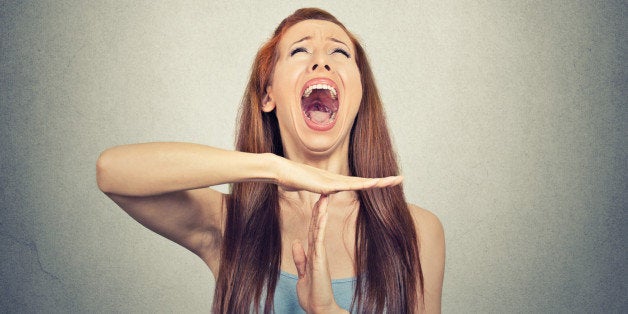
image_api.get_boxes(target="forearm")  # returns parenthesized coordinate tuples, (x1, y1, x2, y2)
(96, 142, 277, 196)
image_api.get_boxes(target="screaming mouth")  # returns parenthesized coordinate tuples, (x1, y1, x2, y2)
(301, 83, 338, 125)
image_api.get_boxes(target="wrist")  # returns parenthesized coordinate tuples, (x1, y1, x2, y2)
(260, 152, 281, 184)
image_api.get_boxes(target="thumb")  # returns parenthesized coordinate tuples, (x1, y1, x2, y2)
(292, 240, 307, 279)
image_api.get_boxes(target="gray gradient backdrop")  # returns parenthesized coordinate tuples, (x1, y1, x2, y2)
(1, 1, 626, 313)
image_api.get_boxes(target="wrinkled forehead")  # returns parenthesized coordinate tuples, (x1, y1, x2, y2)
(277, 20, 354, 54)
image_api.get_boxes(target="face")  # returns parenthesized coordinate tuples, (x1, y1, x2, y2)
(264, 20, 362, 157)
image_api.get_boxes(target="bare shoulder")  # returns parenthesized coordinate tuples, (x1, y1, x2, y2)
(407, 203, 445, 312)
(407, 203, 445, 246)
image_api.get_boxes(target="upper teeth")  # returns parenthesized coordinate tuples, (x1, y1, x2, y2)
(303, 84, 337, 99)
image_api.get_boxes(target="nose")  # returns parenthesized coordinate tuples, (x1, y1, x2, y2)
(311, 64, 332, 71)
(310, 50, 332, 73)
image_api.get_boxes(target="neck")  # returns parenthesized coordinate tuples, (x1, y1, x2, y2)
(279, 137, 356, 209)
(282, 132, 352, 175)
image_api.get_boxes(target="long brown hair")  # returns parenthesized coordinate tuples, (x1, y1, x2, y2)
(213, 8, 423, 313)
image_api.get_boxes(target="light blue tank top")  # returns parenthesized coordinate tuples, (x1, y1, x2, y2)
(273, 271, 356, 313)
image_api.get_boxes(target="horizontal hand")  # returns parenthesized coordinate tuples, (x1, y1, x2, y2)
(274, 156, 402, 194)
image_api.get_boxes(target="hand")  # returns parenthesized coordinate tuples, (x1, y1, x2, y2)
(292, 195, 349, 314)
(273, 156, 403, 194)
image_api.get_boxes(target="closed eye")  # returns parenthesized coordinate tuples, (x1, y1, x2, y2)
(332, 48, 351, 58)
(290, 47, 309, 56)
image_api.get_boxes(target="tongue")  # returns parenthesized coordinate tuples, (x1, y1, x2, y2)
(302, 89, 337, 125)
(307, 106, 332, 124)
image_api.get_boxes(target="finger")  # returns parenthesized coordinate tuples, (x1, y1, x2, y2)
(308, 195, 327, 251)
(315, 199, 329, 250)
(326, 177, 379, 194)
(356, 178, 383, 190)
(374, 175, 404, 188)
(330, 175, 403, 193)
(292, 240, 307, 279)
(308, 196, 320, 243)
(312, 196, 331, 279)
(314, 195, 328, 246)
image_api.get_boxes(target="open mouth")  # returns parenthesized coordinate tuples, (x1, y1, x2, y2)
(301, 81, 339, 130)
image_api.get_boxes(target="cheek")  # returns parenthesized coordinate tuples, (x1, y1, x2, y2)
(272, 65, 300, 102)
(271, 73, 295, 118)
(344, 67, 363, 105)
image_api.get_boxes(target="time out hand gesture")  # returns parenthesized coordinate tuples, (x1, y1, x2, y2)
(291, 195, 349, 314)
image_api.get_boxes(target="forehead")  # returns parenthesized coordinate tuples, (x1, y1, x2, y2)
(279, 20, 354, 49)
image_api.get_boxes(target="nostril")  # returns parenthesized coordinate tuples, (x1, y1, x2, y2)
(312, 64, 318, 71)
(324, 65, 331, 71)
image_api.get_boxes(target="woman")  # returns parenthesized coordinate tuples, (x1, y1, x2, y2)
(97, 8, 444, 313)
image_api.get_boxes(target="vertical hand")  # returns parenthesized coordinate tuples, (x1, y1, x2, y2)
(291, 195, 348, 314)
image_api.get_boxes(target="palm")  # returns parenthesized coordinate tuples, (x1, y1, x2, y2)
(276, 158, 402, 194)
(291, 195, 347, 314)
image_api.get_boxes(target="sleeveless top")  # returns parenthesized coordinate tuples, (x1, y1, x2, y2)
(273, 271, 356, 313)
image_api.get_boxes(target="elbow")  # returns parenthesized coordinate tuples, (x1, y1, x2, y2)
(96, 149, 114, 194)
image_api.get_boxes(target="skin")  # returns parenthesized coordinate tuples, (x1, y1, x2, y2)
(263, 20, 363, 170)
(96, 20, 444, 313)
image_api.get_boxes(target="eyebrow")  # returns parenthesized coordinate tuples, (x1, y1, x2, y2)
(328, 37, 350, 49)
(290, 36, 351, 50)
(291, 36, 311, 46)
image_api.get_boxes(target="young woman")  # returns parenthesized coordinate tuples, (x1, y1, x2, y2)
(97, 8, 444, 313)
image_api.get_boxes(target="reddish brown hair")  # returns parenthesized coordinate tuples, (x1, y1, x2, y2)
(213, 8, 423, 313)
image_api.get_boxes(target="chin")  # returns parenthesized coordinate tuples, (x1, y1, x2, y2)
(295, 116, 353, 156)
(300, 137, 340, 155)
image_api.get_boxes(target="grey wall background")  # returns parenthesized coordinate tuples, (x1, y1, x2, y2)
(1, 1, 625, 312)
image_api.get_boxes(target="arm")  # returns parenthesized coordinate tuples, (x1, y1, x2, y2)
(410, 204, 446, 313)
(96, 142, 401, 271)
(96, 142, 276, 197)
(96, 143, 276, 271)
